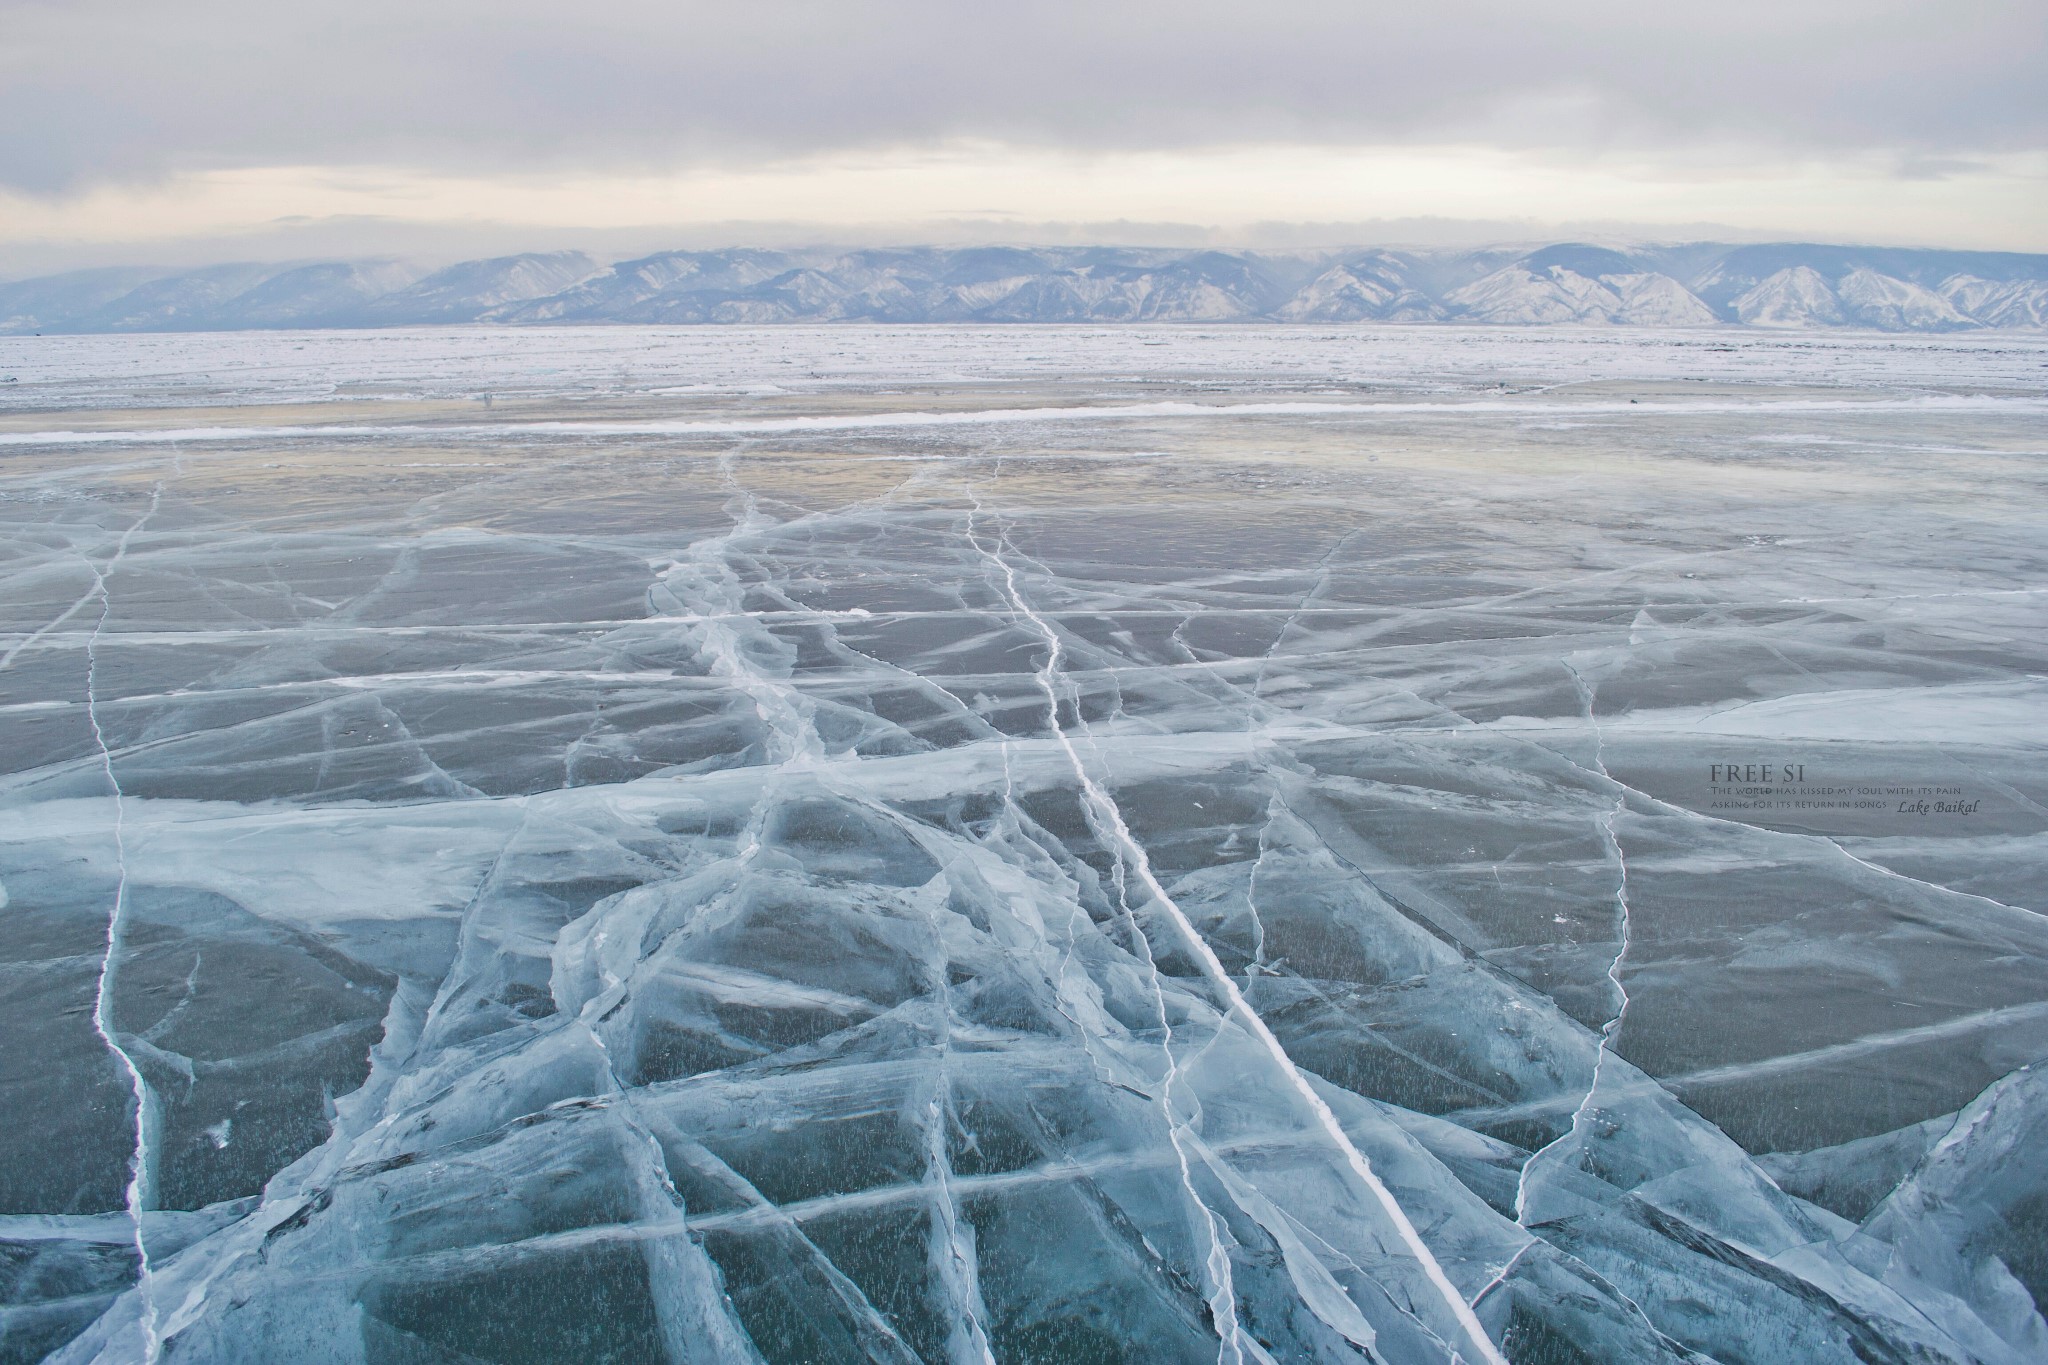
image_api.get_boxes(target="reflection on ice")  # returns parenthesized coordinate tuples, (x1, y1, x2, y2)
(1, 326, 2044, 1362)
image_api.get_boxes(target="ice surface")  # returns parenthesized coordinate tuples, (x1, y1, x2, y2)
(1, 325, 2044, 1363)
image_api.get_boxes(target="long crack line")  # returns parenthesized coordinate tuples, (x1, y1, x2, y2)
(964, 491, 1250, 1364)
(1516, 659, 1633, 1232)
(971, 496, 1506, 1365)
(84, 484, 164, 1365)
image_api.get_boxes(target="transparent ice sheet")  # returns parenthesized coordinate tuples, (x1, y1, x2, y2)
(2, 326, 2044, 1363)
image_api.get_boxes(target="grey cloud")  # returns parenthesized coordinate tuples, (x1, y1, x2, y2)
(2, 0, 2043, 191)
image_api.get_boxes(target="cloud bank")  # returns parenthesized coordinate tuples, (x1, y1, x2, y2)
(2, 0, 2042, 255)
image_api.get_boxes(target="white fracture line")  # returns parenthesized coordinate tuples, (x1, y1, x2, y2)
(1516, 661, 1633, 1235)
(83, 485, 165, 1365)
(977, 506, 1507, 1365)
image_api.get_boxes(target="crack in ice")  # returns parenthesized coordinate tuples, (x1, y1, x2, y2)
(83, 483, 165, 1365)
(1515, 659, 1632, 1235)
(968, 489, 1508, 1365)
(964, 490, 1252, 1364)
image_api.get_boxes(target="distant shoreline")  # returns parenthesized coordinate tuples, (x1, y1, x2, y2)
(5, 243, 2046, 337)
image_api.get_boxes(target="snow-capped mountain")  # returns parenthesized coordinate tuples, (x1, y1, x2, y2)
(1440, 245, 1721, 327)
(490, 250, 794, 323)
(1835, 268, 1975, 331)
(2, 243, 2044, 334)
(1733, 266, 1846, 327)
(1941, 275, 2048, 329)
(1276, 252, 1445, 321)
(362, 252, 601, 324)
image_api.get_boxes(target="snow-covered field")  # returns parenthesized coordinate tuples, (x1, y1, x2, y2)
(2, 326, 2044, 1363)
(5, 323, 2048, 413)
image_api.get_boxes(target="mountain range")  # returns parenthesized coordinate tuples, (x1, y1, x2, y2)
(4, 242, 2046, 334)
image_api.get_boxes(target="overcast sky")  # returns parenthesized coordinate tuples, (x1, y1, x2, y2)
(4, 0, 2045, 265)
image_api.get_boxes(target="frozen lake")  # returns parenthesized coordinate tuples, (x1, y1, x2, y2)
(2, 325, 2045, 1363)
